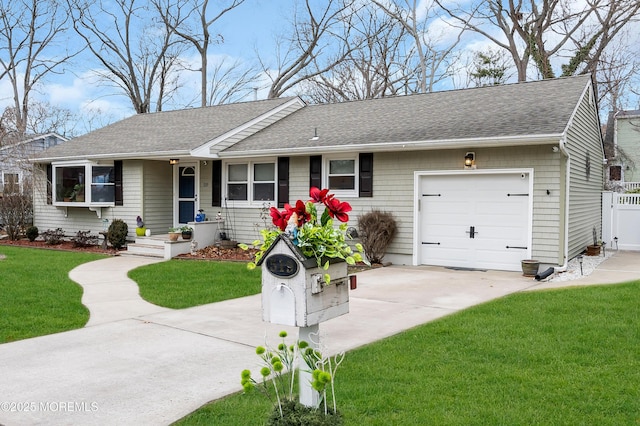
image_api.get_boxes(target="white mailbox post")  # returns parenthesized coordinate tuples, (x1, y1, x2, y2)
(258, 235, 350, 407)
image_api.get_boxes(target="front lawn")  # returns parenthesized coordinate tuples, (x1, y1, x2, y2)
(129, 260, 261, 309)
(175, 281, 640, 425)
(0, 246, 107, 343)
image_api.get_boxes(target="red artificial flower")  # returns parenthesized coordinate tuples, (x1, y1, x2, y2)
(270, 207, 289, 231)
(285, 200, 311, 226)
(324, 196, 352, 223)
(309, 187, 331, 204)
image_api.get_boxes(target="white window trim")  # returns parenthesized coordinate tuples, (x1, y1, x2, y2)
(324, 154, 358, 198)
(223, 159, 277, 207)
(52, 160, 115, 207)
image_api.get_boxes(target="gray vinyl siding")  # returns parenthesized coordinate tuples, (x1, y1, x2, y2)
(142, 160, 173, 235)
(616, 118, 640, 181)
(224, 145, 564, 266)
(564, 86, 605, 259)
(33, 160, 145, 240)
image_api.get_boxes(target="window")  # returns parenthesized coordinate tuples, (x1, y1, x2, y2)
(53, 162, 115, 205)
(226, 161, 275, 204)
(609, 165, 622, 181)
(326, 156, 357, 196)
(3, 173, 19, 194)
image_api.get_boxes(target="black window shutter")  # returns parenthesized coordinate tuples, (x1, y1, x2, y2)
(114, 160, 123, 205)
(277, 157, 289, 208)
(212, 160, 222, 207)
(359, 152, 373, 197)
(46, 164, 53, 204)
(310, 155, 322, 189)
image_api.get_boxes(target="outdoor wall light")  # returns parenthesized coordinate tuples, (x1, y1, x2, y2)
(169, 158, 179, 165)
(464, 152, 476, 169)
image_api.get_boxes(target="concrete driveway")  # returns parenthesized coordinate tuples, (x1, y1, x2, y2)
(1, 252, 639, 425)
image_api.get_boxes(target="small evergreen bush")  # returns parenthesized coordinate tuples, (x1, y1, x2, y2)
(42, 228, 65, 245)
(107, 219, 128, 249)
(357, 210, 397, 264)
(25, 226, 39, 242)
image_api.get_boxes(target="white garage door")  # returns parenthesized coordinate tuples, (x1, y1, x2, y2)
(418, 172, 532, 271)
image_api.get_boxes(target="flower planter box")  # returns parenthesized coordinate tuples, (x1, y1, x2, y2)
(259, 235, 349, 327)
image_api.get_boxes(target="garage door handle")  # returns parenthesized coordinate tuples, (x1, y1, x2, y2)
(422, 242, 441, 245)
(506, 246, 528, 249)
(507, 193, 529, 197)
(466, 226, 477, 238)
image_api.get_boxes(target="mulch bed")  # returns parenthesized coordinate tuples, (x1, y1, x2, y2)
(0, 236, 378, 271)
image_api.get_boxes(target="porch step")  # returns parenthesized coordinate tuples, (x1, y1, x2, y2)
(125, 243, 164, 258)
(124, 235, 193, 259)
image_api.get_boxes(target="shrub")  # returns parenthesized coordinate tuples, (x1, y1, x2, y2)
(107, 219, 128, 249)
(267, 400, 342, 426)
(42, 228, 65, 245)
(0, 192, 33, 240)
(357, 210, 397, 264)
(25, 226, 39, 242)
(72, 230, 98, 247)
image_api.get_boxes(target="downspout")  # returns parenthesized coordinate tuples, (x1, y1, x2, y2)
(555, 135, 571, 272)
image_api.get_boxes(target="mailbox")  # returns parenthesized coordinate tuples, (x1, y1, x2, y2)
(258, 235, 349, 327)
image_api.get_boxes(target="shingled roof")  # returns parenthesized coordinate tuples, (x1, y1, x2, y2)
(36, 75, 594, 162)
(35, 97, 297, 161)
(221, 74, 593, 156)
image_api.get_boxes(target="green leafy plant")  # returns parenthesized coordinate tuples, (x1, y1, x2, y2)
(240, 331, 343, 423)
(240, 187, 368, 283)
(107, 219, 128, 249)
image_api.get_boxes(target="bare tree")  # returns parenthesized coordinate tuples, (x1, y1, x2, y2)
(436, 0, 640, 82)
(67, 0, 187, 113)
(373, 0, 466, 93)
(154, 0, 246, 107)
(0, 0, 78, 138)
(303, 2, 409, 102)
(206, 58, 262, 105)
(261, 0, 357, 99)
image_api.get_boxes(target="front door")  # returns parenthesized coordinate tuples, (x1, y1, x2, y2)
(174, 162, 198, 225)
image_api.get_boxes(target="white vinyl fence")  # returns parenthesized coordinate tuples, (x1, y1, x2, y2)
(602, 192, 640, 251)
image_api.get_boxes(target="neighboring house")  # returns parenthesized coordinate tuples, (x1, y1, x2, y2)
(33, 75, 604, 272)
(1, 133, 68, 197)
(603, 109, 640, 189)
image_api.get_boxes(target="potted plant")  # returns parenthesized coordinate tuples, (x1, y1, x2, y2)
(521, 259, 540, 277)
(71, 184, 85, 202)
(180, 225, 193, 240)
(241, 187, 367, 284)
(168, 227, 181, 242)
(135, 216, 146, 236)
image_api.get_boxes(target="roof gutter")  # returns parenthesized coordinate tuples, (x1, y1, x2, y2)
(31, 150, 192, 163)
(217, 133, 563, 158)
(555, 135, 571, 273)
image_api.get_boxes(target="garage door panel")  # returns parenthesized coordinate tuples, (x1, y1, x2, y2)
(419, 172, 531, 271)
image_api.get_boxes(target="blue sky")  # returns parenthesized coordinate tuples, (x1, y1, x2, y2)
(1, 0, 638, 135)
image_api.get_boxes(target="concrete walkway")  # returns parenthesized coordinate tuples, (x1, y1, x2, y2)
(1, 251, 639, 425)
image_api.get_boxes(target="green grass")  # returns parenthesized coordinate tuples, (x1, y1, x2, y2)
(0, 246, 107, 343)
(175, 281, 640, 425)
(129, 260, 261, 308)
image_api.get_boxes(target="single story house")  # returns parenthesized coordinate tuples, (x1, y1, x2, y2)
(33, 74, 604, 271)
(1, 133, 68, 196)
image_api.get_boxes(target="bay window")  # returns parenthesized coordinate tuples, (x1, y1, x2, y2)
(53, 162, 115, 205)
